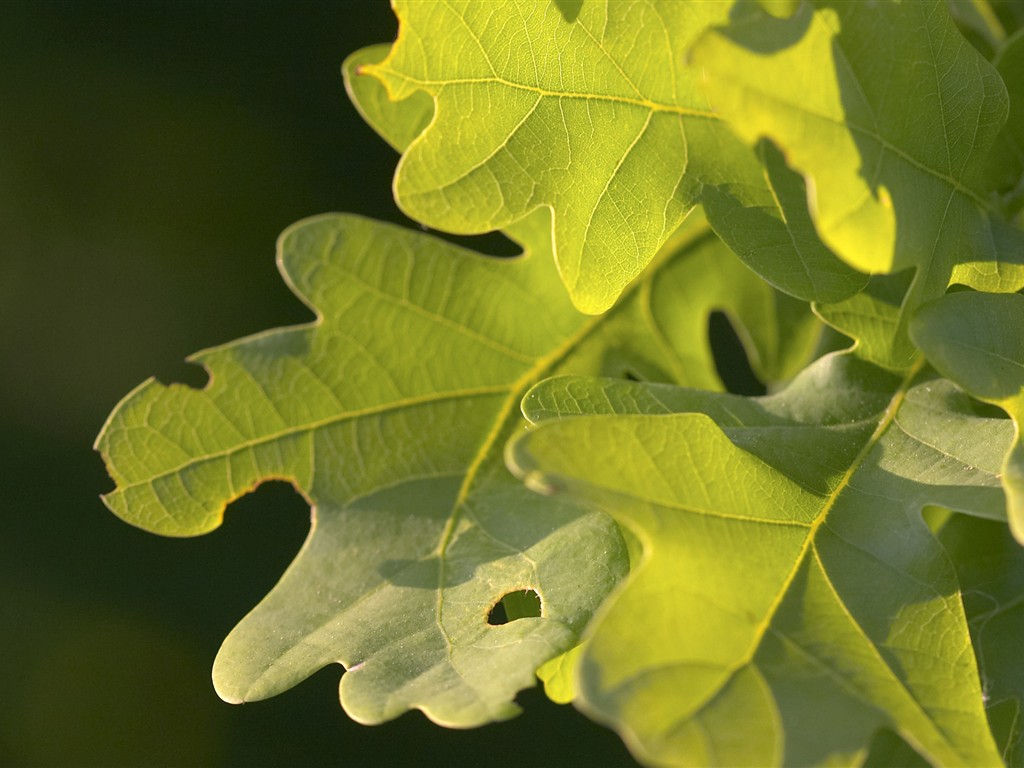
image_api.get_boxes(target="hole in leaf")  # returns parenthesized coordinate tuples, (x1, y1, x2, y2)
(708, 311, 766, 396)
(487, 589, 542, 626)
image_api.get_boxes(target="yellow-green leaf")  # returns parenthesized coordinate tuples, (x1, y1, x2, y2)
(510, 354, 1011, 765)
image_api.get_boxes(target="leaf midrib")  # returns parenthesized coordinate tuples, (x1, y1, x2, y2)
(108, 386, 512, 494)
(433, 220, 717, 650)
(369, 67, 718, 120)
(663, 357, 962, 751)
(380, 45, 993, 215)
(114, 223, 714, 506)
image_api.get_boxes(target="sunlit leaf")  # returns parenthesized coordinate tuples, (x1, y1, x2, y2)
(98, 213, 628, 726)
(346, 38, 822, 389)
(94, 2, 1024, 763)
(691, 0, 1024, 356)
(362, 0, 861, 312)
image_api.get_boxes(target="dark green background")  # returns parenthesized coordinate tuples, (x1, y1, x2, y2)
(0, 2, 637, 765)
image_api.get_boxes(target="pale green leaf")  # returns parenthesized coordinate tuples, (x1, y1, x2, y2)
(98, 213, 624, 726)
(537, 643, 584, 705)
(95, 198, 817, 725)
(691, 0, 1024, 354)
(346, 38, 823, 388)
(508, 354, 1012, 766)
(362, 0, 862, 312)
(911, 290, 1024, 543)
(362, 0, 724, 313)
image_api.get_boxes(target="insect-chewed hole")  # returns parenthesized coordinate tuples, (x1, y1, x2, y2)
(487, 589, 542, 626)
(708, 311, 766, 396)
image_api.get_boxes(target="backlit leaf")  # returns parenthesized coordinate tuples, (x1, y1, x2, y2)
(363, 0, 863, 312)
(691, 0, 1024, 355)
(94, 2, 1024, 762)
(346, 38, 823, 388)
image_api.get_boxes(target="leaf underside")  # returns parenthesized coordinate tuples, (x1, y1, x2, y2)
(510, 354, 1012, 766)
(95, 200, 818, 726)
(912, 291, 1024, 544)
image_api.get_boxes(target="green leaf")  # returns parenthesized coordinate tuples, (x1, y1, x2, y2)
(701, 138, 868, 305)
(98, 213, 625, 726)
(344, 44, 433, 155)
(92, 1, 1024, 762)
(362, 1, 862, 313)
(947, 0, 1007, 58)
(814, 270, 915, 370)
(986, 29, 1024, 218)
(537, 643, 584, 705)
(939, 513, 1024, 765)
(95, 196, 818, 725)
(691, 0, 1024, 353)
(911, 290, 1024, 544)
(508, 353, 1012, 765)
(361, 0, 722, 313)
(346, 38, 822, 389)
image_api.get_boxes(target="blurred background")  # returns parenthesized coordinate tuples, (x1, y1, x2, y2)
(0, 2, 637, 765)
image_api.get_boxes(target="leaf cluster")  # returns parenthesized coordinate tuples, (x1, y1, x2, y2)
(96, 1, 1024, 765)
